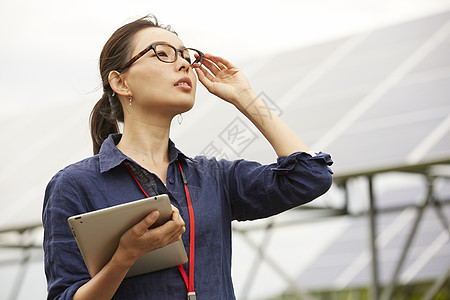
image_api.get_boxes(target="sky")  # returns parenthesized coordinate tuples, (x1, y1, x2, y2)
(1, 0, 449, 116)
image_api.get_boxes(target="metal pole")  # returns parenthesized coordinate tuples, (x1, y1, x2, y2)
(8, 229, 32, 300)
(236, 222, 316, 300)
(423, 266, 450, 300)
(380, 176, 435, 300)
(368, 175, 380, 300)
(343, 179, 350, 214)
(430, 191, 450, 235)
(239, 221, 274, 300)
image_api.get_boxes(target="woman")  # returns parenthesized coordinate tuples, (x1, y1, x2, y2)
(43, 15, 333, 299)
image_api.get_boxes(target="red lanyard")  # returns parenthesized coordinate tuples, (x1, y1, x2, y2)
(122, 161, 196, 297)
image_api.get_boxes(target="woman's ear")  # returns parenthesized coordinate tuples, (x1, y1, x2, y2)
(108, 71, 130, 96)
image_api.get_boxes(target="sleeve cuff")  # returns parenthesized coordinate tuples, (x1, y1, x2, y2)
(305, 150, 317, 157)
(271, 151, 332, 174)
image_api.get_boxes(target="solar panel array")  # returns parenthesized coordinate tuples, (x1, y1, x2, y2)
(295, 178, 450, 291)
(224, 10, 450, 297)
(240, 10, 450, 176)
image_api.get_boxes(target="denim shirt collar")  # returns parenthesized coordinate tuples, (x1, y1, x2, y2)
(98, 133, 192, 173)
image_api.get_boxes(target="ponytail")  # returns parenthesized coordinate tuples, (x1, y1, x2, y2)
(89, 92, 121, 155)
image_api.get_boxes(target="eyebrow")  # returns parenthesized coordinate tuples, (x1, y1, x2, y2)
(150, 41, 186, 49)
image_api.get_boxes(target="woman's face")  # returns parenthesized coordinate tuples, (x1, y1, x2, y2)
(123, 27, 198, 118)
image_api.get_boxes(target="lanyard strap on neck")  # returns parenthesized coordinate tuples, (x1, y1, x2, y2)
(121, 161, 195, 293)
(176, 161, 195, 293)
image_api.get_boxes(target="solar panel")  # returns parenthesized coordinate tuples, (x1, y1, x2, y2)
(295, 205, 450, 291)
(233, 11, 450, 177)
(236, 10, 450, 296)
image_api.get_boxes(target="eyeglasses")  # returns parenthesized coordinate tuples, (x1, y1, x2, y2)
(120, 42, 204, 71)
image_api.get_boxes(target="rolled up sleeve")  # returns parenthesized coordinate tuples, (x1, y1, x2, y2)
(229, 151, 333, 221)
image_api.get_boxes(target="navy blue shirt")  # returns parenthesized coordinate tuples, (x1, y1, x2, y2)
(43, 134, 333, 299)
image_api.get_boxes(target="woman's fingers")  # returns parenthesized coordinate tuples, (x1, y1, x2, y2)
(195, 67, 214, 91)
(116, 206, 187, 267)
(129, 206, 185, 242)
(170, 205, 186, 235)
(132, 210, 160, 236)
(195, 56, 228, 92)
(147, 206, 185, 243)
(201, 57, 221, 75)
(200, 54, 235, 77)
(203, 53, 235, 69)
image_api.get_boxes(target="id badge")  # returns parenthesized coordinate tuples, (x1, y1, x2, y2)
(187, 292, 196, 300)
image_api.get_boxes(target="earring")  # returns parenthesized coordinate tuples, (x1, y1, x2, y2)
(127, 97, 134, 114)
(177, 113, 183, 125)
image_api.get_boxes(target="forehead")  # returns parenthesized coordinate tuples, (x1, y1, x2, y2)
(131, 27, 184, 55)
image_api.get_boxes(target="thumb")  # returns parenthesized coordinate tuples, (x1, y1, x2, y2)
(134, 210, 159, 235)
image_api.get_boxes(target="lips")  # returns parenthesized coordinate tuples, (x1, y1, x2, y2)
(174, 77, 192, 88)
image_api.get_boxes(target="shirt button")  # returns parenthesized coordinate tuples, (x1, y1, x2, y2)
(168, 179, 175, 184)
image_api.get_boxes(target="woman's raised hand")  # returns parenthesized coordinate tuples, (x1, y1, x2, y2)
(195, 54, 252, 106)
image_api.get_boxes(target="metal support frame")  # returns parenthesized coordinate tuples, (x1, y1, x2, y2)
(332, 163, 450, 300)
(380, 175, 435, 300)
(368, 175, 380, 300)
(8, 247, 32, 300)
(0, 225, 42, 300)
(1, 164, 449, 299)
(422, 266, 450, 300)
(362, 171, 450, 300)
(235, 221, 316, 300)
(4, 227, 38, 300)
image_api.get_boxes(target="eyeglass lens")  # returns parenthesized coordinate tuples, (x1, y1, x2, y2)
(155, 44, 202, 68)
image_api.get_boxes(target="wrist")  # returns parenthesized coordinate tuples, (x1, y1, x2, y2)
(233, 88, 258, 112)
(111, 248, 136, 271)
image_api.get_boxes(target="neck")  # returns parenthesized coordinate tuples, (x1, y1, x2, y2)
(117, 117, 172, 168)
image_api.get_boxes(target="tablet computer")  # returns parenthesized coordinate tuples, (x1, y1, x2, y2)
(67, 194, 188, 278)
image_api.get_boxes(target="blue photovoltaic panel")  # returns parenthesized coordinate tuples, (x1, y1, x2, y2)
(250, 38, 349, 100)
(275, 10, 450, 291)
(296, 205, 450, 290)
(242, 10, 450, 176)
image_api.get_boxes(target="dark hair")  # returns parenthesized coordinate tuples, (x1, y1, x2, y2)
(90, 15, 176, 154)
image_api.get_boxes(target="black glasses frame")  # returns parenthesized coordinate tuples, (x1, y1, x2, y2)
(120, 42, 204, 72)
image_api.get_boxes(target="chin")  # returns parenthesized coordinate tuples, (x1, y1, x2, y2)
(179, 101, 195, 113)
(177, 94, 196, 111)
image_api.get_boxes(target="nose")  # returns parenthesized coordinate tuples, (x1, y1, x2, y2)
(176, 49, 192, 72)
(177, 58, 191, 73)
